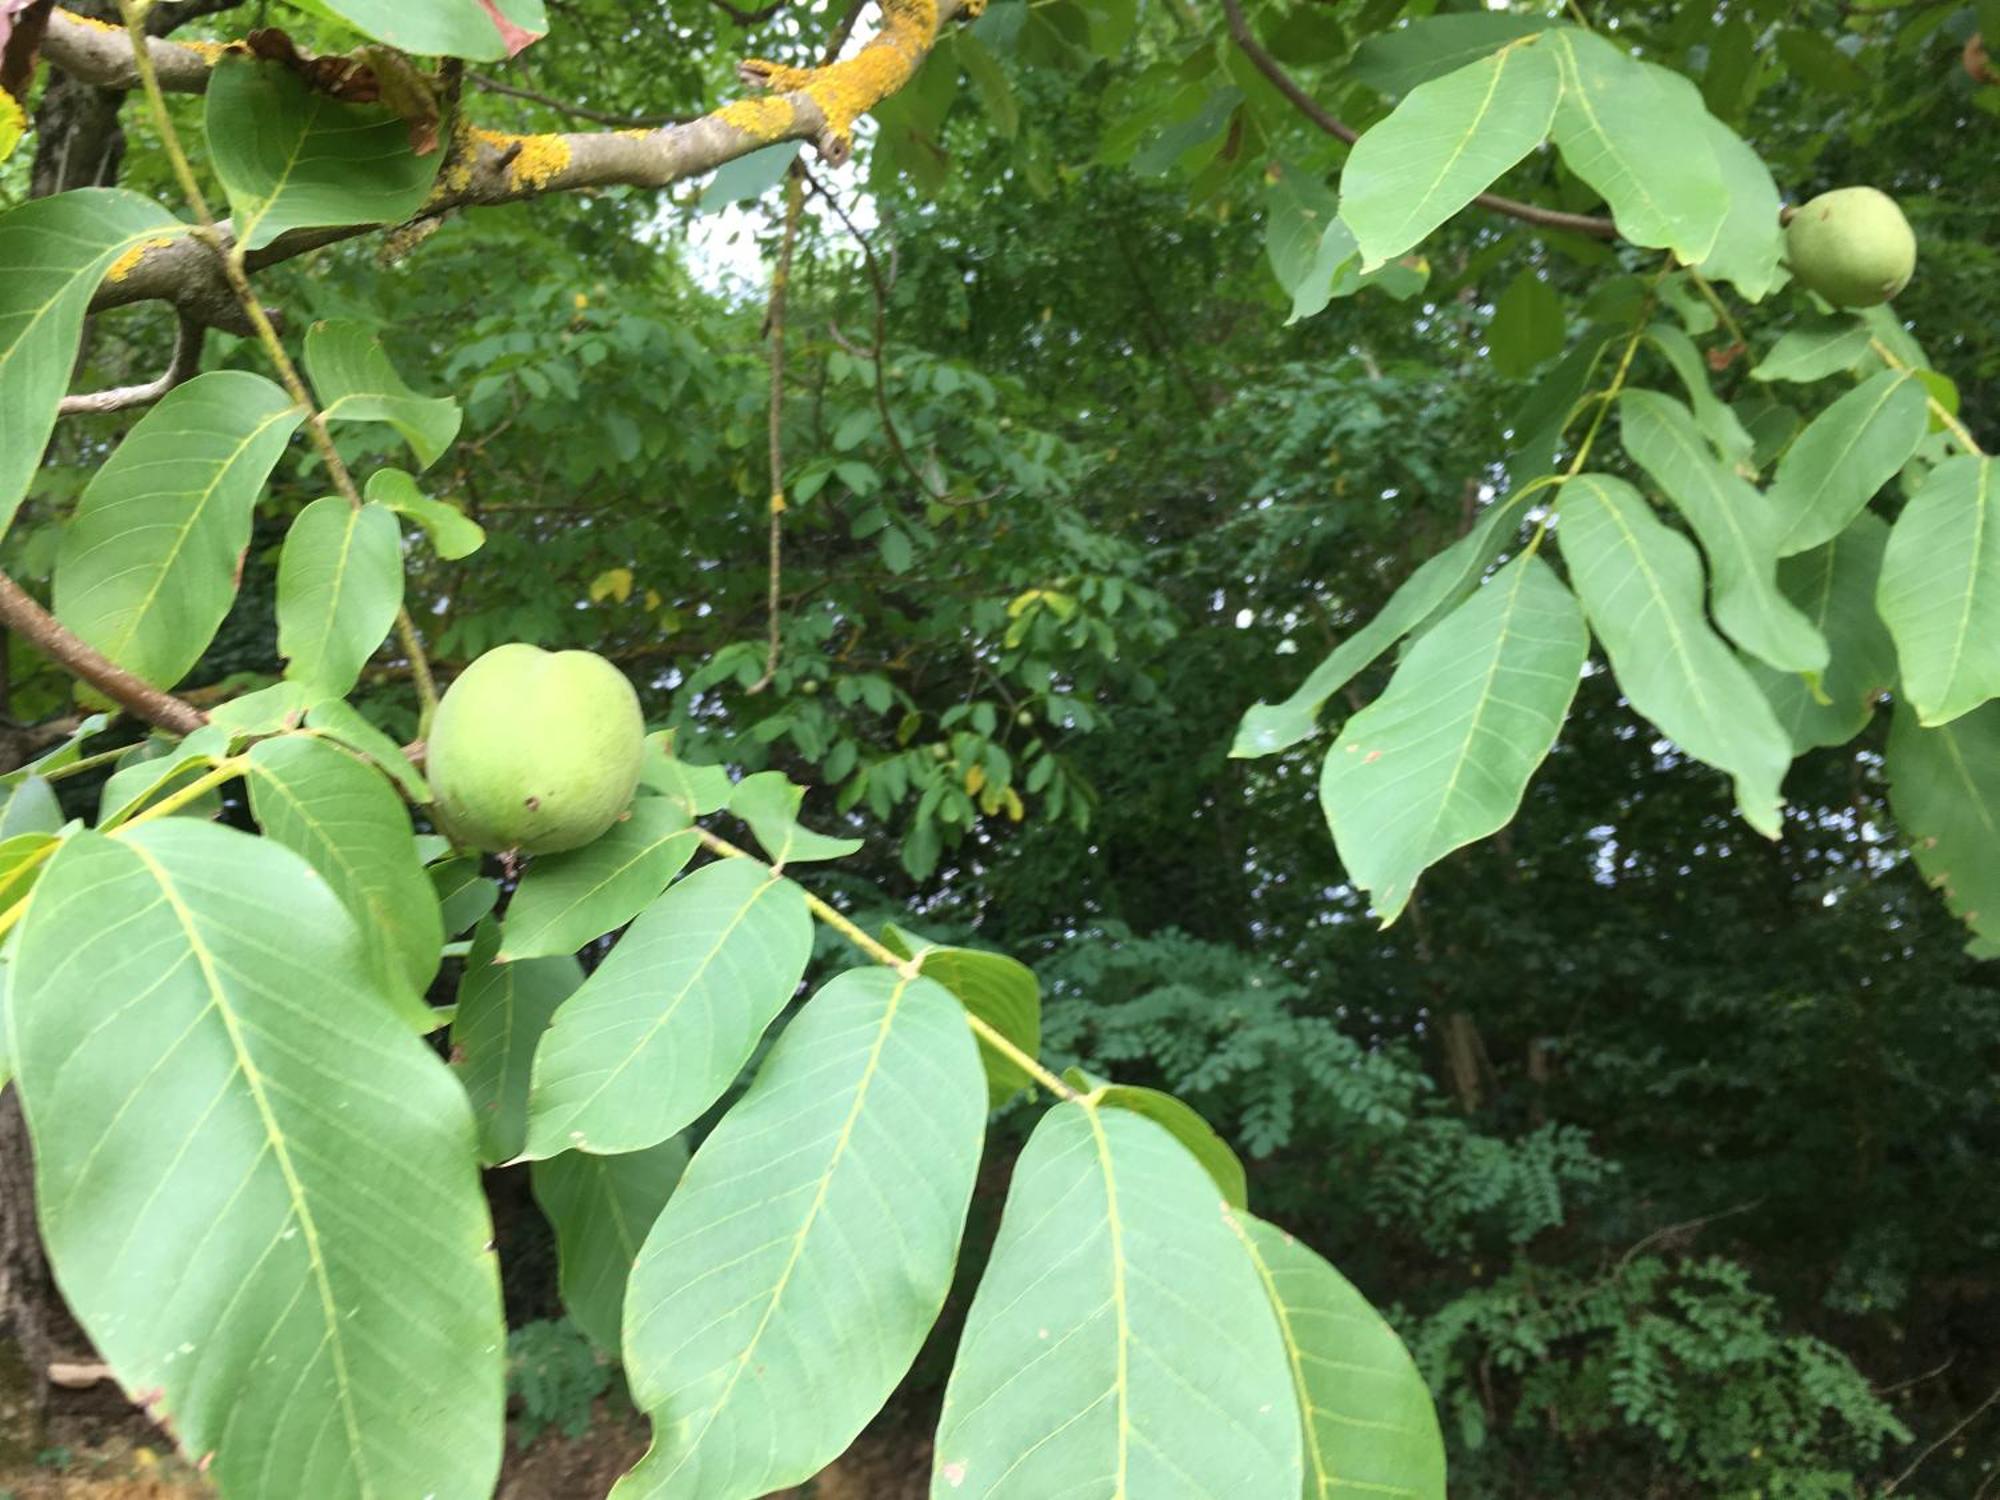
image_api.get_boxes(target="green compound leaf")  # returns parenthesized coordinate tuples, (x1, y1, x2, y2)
(244, 733, 444, 1030)
(1745, 515, 1897, 754)
(306, 320, 464, 469)
(205, 55, 445, 251)
(1887, 698, 2000, 953)
(727, 770, 864, 865)
(1769, 369, 1929, 557)
(277, 496, 405, 697)
(615, 968, 984, 1499)
(500, 797, 699, 961)
(1557, 474, 1791, 835)
(366, 466, 485, 558)
(5, 820, 503, 1500)
(931, 1102, 1301, 1497)
(1877, 455, 2000, 726)
(1549, 29, 1725, 264)
(0, 189, 186, 535)
(453, 920, 582, 1164)
(1320, 555, 1586, 926)
(1232, 495, 1529, 759)
(1339, 38, 1560, 270)
(1619, 389, 1826, 675)
(1226, 1212, 1447, 1500)
(524, 856, 813, 1157)
(53, 371, 304, 689)
(532, 1138, 687, 1356)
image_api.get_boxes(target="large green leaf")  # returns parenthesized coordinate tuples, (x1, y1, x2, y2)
(52, 372, 304, 689)
(1488, 269, 1564, 379)
(452, 920, 582, 1164)
(277, 496, 405, 697)
(291, 0, 548, 61)
(1887, 699, 2000, 952)
(1769, 369, 1929, 556)
(931, 1102, 1301, 1497)
(1338, 39, 1560, 270)
(1619, 389, 1826, 674)
(532, 1138, 687, 1356)
(1877, 456, 2000, 726)
(1320, 555, 1586, 925)
(1746, 515, 1896, 754)
(639, 734, 735, 815)
(1347, 13, 1553, 96)
(882, 922, 1041, 1106)
(1688, 108, 1785, 302)
(244, 733, 443, 1029)
(1233, 496, 1527, 757)
(616, 967, 984, 1499)
(305, 320, 463, 469)
(205, 56, 445, 251)
(307, 696, 430, 803)
(1227, 1213, 1447, 1500)
(524, 856, 813, 1157)
(1557, 474, 1791, 834)
(500, 796, 699, 960)
(4, 820, 502, 1498)
(1548, 29, 1724, 264)
(0, 189, 186, 533)
(1645, 323, 1754, 470)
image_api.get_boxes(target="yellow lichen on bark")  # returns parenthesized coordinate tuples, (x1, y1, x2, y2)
(105, 235, 177, 283)
(718, 95, 799, 140)
(507, 133, 571, 189)
(740, 0, 939, 150)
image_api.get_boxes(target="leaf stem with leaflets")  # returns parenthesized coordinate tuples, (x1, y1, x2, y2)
(691, 824, 1077, 1101)
(1867, 338, 1984, 456)
(115, 0, 442, 734)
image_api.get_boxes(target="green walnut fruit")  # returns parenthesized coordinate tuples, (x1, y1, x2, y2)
(427, 643, 645, 855)
(1784, 187, 1916, 308)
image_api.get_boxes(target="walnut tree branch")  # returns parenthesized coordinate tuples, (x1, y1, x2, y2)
(1216, 0, 1619, 241)
(45, 1, 975, 329)
(0, 572, 207, 735)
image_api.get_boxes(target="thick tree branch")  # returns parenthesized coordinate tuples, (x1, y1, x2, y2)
(57, 310, 203, 414)
(0, 572, 207, 735)
(1217, 0, 1619, 241)
(47, 1, 973, 329)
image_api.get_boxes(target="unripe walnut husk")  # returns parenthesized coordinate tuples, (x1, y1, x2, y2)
(1784, 186, 1916, 309)
(427, 643, 645, 855)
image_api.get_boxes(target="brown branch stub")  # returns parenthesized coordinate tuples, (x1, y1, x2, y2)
(1216, 0, 1619, 241)
(0, 571, 207, 735)
(57, 310, 203, 414)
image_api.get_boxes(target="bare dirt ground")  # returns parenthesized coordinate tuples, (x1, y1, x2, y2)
(0, 1400, 930, 1498)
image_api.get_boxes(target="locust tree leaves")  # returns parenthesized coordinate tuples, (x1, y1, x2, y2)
(4, 821, 503, 1500)
(617, 968, 984, 1499)
(1320, 555, 1586, 925)
(932, 1103, 1302, 1497)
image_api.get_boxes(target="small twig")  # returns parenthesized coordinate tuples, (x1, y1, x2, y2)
(57, 313, 205, 416)
(116, 0, 442, 734)
(800, 164, 953, 502)
(746, 168, 804, 697)
(1614, 1196, 1763, 1277)
(1216, 0, 1618, 240)
(0, 572, 206, 735)
(1883, 1382, 2000, 1495)
(467, 73, 691, 129)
